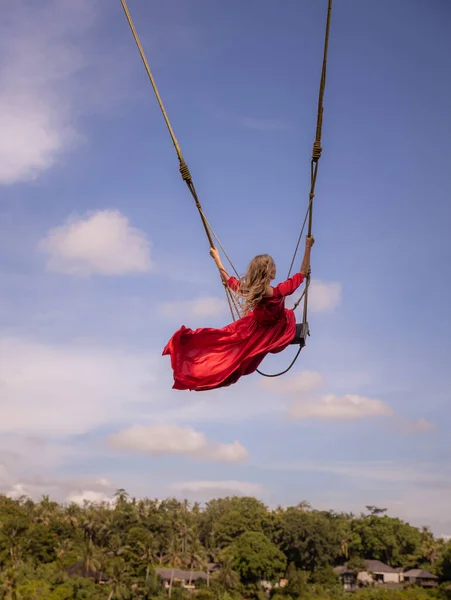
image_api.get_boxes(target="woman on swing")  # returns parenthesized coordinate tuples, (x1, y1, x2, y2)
(163, 235, 315, 391)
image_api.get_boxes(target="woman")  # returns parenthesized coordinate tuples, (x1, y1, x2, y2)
(163, 235, 315, 391)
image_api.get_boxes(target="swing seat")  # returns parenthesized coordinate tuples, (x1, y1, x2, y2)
(291, 322, 309, 347)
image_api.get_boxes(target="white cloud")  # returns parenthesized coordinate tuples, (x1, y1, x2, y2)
(404, 418, 436, 433)
(160, 297, 228, 320)
(109, 424, 204, 455)
(65, 490, 114, 506)
(108, 424, 248, 463)
(308, 280, 342, 312)
(260, 370, 324, 394)
(211, 441, 248, 463)
(6, 483, 28, 500)
(171, 480, 263, 497)
(0, 1, 95, 185)
(96, 477, 112, 488)
(0, 457, 117, 504)
(0, 337, 156, 436)
(0, 335, 283, 441)
(39, 210, 151, 276)
(0, 2, 197, 186)
(289, 394, 394, 420)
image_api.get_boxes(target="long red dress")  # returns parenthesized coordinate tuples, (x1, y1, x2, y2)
(162, 272, 305, 391)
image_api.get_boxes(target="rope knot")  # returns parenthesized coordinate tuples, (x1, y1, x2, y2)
(179, 160, 191, 182)
(309, 192, 315, 201)
(312, 141, 322, 162)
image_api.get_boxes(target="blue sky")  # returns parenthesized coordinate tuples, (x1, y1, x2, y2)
(1, 0, 451, 535)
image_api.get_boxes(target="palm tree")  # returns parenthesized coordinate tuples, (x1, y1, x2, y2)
(63, 503, 80, 531)
(55, 538, 72, 576)
(205, 530, 220, 566)
(216, 553, 239, 590)
(81, 537, 100, 578)
(95, 547, 110, 585)
(187, 539, 205, 586)
(296, 501, 312, 512)
(178, 520, 192, 556)
(107, 558, 128, 600)
(114, 489, 129, 504)
(137, 532, 156, 584)
(340, 521, 351, 559)
(34, 495, 59, 527)
(421, 526, 439, 564)
(80, 512, 99, 543)
(167, 537, 182, 598)
(2, 519, 28, 569)
(192, 501, 201, 517)
(108, 534, 130, 560)
(137, 498, 158, 522)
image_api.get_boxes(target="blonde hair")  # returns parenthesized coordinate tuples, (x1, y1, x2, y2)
(238, 254, 276, 315)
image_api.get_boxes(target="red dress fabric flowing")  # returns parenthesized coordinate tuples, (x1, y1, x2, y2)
(162, 272, 305, 391)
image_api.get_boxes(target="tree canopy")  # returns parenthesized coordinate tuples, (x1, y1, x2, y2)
(0, 492, 449, 600)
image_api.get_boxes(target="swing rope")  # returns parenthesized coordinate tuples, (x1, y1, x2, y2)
(119, 0, 333, 377)
(257, 0, 333, 377)
(119, 0, 241, 318)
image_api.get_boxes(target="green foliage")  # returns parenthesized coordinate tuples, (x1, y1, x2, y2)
(350, 588, 435, 600)
(309, 566, 340, 587)
(283, 562, 309, 598)
(346, 556, 368, 574)
(350, 515, 422, 567)
(0, 492, 448, 600)
(436, 542, 451, 580)
(199, 497, 274, 550)
(230, 532, 287, 584)
(194, 590, 216, 600)
(277, 507, 343, 572)
(214, 550, 241, 590)
(17, 579, 52, 600)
